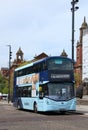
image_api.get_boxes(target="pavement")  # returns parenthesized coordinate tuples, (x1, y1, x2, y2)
(76, 95, 88, 115)
(76, 105, 88, 115)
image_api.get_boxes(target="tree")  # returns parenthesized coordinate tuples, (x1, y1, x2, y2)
(0, 73, 8, 94)
(74, 72, 82, 87)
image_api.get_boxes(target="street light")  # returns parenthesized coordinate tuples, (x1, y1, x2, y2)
(7, 45, 12, 103)
(71, 0, 79, 62)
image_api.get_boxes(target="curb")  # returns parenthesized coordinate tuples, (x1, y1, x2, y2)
(76, 105, 88, 115)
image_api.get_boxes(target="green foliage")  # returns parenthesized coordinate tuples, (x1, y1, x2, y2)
(0, 73, 8, 94)
(18, 61, 30, 67)
(74, 72, 82, 87)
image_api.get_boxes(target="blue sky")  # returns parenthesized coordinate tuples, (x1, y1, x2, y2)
(0, 0, 88, 68)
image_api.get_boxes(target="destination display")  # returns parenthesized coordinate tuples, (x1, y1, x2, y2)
(51, 74, 70, 79)
(48, 70, 73, 82)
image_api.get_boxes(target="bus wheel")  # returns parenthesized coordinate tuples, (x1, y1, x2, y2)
(34, 103, 37, 113)
(17, 102, 21, 110)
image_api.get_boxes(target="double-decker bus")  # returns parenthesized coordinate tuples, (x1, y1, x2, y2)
(13, 56, 76, 113)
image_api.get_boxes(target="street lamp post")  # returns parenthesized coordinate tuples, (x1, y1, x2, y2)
(7, 45, 12, 103)
(71, 0, 79, 62)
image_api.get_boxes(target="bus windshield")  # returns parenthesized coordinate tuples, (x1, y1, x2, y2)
(47, 58, 73, 70)
(46, 83, 74, 101)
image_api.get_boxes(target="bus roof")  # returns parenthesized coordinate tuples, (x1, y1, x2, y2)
(15, 56, 72, 71)
(15, 62, 33, 71)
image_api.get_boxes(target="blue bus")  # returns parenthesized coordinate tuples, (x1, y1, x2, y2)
(13, 56, 76, 113)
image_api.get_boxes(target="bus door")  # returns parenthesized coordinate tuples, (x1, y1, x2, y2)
(38, 84, 48, 109)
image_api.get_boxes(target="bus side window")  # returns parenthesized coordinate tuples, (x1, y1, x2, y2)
(43, 84, 48, 95)
(17, 87, 21, 97)
(43, 62, 47, 70)
(28, 87, 31, 97)
(23, 88, 26, 97)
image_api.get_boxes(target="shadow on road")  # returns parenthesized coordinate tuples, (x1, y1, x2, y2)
(18, 109, 84, 116)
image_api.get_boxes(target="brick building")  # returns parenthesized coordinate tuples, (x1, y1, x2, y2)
(0, 67, 9, 77)
(75, 17, 88, 84)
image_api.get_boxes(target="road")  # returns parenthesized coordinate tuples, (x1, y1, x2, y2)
(0, 101, 88, 130)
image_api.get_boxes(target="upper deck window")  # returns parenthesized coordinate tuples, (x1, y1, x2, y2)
(47, 58, 73, 70)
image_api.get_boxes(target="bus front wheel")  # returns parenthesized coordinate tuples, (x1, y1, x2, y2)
(34, 103, 37, 113)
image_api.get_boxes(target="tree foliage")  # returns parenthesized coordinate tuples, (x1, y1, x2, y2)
(0, 73, 8, 94)
(74, 72, 82, 87)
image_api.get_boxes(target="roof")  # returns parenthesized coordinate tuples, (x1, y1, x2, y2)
(81, 17, 88, 29)
(34, 52, 48, 59)
(16, 47, 24, 55)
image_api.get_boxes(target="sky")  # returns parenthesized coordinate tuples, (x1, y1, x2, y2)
(0, 0, 88, 68)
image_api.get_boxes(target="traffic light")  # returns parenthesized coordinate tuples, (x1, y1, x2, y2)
(10, 51, 12, 59)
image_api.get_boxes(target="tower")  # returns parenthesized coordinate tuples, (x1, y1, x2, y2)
(60, 49, 68, 57)
(16, 47, 24, 62)
(75, 17, 88, 83)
